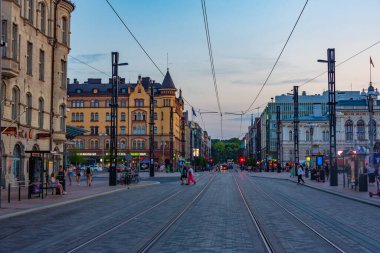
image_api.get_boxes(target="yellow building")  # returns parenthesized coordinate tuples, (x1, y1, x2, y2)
(67, 70, 184, 169)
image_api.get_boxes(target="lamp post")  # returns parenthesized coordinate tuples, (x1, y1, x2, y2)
(367, 83, 377, 172)
(99, 133, 107, 169)
(161, 140, 166, 165)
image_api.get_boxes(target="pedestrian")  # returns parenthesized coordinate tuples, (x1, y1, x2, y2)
(67, 164, 73, 186)
(180, 166, 188, 185)
(50, 172, 66, 195)
(297, 165, 305, 184)
(86, 166, 93, 187)
(57, 165, 66, 191)
(186, 166, 196, 185)
(75, 165, 81, 185)
(324, 164, 329, 181)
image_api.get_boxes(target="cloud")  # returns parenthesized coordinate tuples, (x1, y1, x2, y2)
(70, 53, 108, 64)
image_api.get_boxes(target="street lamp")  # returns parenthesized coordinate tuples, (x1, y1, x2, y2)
(99, 133, 107, 169)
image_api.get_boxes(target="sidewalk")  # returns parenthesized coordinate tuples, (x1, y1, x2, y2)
(0, 175, 159, 220)
(250, 171, 380, 207)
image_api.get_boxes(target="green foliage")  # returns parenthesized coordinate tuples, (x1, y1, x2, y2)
(246, 157, 256, 166)
(211, 138, 243, 163)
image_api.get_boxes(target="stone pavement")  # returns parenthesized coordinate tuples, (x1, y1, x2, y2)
(250, 171, 380, 206)
(0, 173, 161, 219)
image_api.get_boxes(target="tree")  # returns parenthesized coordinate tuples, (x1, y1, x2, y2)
(68, 148, 85, 165)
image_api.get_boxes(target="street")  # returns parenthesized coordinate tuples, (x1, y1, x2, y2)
(1, 171, 379, 253)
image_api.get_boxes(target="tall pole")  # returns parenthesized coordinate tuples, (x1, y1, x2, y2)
(170, 107, 174, 171)
(328, 49, 338, 186)
(293, 86, 299, 166)
(149, 83, 155, 177)
(109, 52, 118, 186)
(0, 0, 3, 208)
(276, 106, 281, 172)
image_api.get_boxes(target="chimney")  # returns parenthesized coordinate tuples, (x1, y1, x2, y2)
(74, 78, 77, 84)
(302, 91, 306, 96)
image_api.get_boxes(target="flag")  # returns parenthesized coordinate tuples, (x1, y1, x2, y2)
(192, 107, 197, 117)
(370, 57, 375, 68)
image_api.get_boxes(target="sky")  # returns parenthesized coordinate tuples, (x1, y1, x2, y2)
(68, 0, 380, 140)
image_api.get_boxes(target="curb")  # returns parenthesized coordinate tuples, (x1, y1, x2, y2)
(251, 175, 380, 208)
(0, 181, 160, 221)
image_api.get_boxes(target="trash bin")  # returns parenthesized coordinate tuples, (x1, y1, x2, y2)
(359, 174, 368, 192)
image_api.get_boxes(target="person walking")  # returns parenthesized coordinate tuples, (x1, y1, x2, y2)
(297, 165, 305, 184)
(324, 163, 329, 181)
(75, 165, 81, 185)
(67, 164, 73, 186)
(180, 166, 188, 185)
(86, 166, 93, 187)
(186, 167, 196, 185)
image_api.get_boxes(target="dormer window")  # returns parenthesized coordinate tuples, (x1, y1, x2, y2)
(76, 89, 82, 94)
(138, 88, 141, 93)
(121, 88, 127, 93)
(92, 88, 98, 94)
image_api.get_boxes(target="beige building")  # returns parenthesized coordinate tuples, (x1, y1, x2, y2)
(1, 0, 74, 187)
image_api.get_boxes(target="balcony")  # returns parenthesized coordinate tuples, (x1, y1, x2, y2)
(2, 57, 19, 78)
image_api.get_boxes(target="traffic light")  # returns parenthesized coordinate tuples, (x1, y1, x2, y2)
(239, 156, 245, 164)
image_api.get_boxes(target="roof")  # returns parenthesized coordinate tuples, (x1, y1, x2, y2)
(161, 69, 176, 89)
(66, 126, 88, 140)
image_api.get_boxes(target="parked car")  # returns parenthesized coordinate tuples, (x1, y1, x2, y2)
(89, 165, 102, 172)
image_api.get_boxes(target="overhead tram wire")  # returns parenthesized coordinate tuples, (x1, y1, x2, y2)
(201, 0, 223, 139)
(299, 39, 380, 88)
(69, 55, 111, 77)
(105, 0, 165, 77)
(244, 0, 309, 114)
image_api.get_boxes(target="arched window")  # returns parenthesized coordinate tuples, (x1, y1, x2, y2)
(39, 2, 46, 33)
(105, 140, 110, 149)
(59, 104, 66, 131)
(357, 120, 365, 140)
(62, 16, 68, 45)
(26, 93, 32, 126)
(12, 87, 20, 121)
(369, 119, 377, 141)
(137, 126, 141, 134)
(90, 139, 99, 149)
(305, 130, 310, 141)
(289, 130, 293, 141)
(141, 126, 146, 135)
(38, 97, 44, 128)
(345, 120, 353, 141)
(120, 140, 126, 149)
(12, 144, 24, 181)
(142, 113, 146, 121)
(137, 112, 141, 120)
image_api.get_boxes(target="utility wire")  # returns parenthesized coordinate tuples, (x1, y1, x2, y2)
(201, 0, 223, 139)
(299, 39, 380, 88)
(105, 0, 165, 77)
(244, 0, 309, 114)
(69, 55, 111, 77)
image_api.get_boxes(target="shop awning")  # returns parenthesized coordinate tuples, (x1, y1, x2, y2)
(66, 126, 88, 140)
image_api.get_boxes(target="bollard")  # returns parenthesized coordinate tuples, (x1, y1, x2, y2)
(8, 183, 10, 203)
(18, 183, 21, 201)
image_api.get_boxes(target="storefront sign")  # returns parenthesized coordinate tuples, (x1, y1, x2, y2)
(2, 127, 33, 139)
(79, 153, 97, 156)
(130, 152, 147, 156)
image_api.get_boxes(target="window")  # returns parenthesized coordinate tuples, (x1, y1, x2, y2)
(28, 0, 34, 24)
(133, 126, 137, 135)
(369, 119, 377, 140)
(80, 113, 84, 122)
(27, 42, 33, 75)
(39, 3, 46, 33)
(132, 140, 145, 150)
(62, 17, 68, 45)
(106, 126, 110, 135)
(26, 93, 32, 126)
(12, 87, 20, 121)
(106, 112, 110, 121)
(305, 130, 310, 141)
(324, 131, 329, 141)
(135, 99, 143, 107)
(72, 112, 75, 122)
(164, 99, 170, 107)
(59, 104, 66, 131)
(61, 60, 67, 88)
(154, 112, 158, 120)
(154, 126, 158, 134)
(120, 126, 126, 135)
(1, 20, 7, 57)
(161, 111, 164, 121)
(120, 100, 126, 108)
(357, 120, 365, 140)
(91, 112, 95, 121)
(90, 139, 99, 149)
(120, 140, 126, 149)
(289, 130, 293, 141)
(345, 120, 353, 141)
(38, 97, 44, 128)
(105, 140, 110, 149)
(90, 100, 99, 108)
(1, 84, 6, 116)
(137, 112, 141, 121)
(12, 24, 19, 61)
(153, 100, 157, 107)
(121, 112, 126, 121)
(106, 100, 110, 107)
(94, 112, 98, 121)
(141, 126, 146, 135)
(39, 49, 45, 81)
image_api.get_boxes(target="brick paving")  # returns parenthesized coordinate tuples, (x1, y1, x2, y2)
(250, 171, 380, 206)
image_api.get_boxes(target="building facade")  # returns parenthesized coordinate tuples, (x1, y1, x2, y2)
(1, 0, 74, 187)
(66, 71, 185, 170)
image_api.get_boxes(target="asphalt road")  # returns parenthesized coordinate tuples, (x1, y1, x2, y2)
(1, 171, 379, 253)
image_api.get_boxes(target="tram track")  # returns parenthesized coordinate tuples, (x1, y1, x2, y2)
(233, 175, 275, 253)
(64, 173, 214, 253)
(242, 174, 345, 253)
